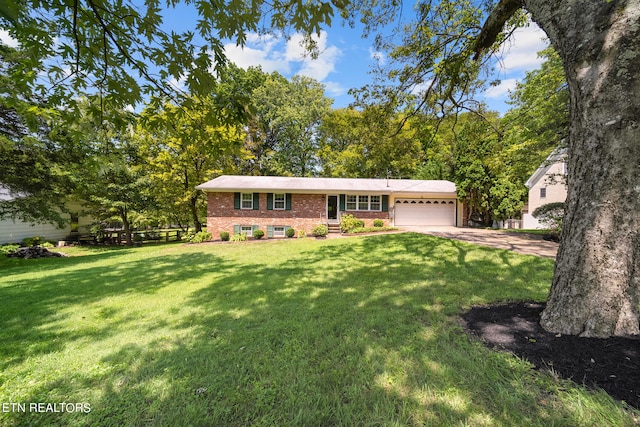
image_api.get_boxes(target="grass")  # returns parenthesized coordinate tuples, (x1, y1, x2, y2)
(0, 234, 636, 426)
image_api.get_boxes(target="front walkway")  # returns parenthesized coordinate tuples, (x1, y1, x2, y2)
(400, 226, 559, 259)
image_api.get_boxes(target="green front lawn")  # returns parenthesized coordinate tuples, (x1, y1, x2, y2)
(0, 234, 635, 426)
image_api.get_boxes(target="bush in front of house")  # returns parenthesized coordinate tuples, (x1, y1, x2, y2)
(230, 233, 248, 242)
(285, 227, 296, 238)
(21, 236, 42, 247)
(220, 231, 230, 241)
(340, 214, 365, 233)
(373, 219, 384, 227)
(182, 231, 212, 243)
(532, 202, 565, 237)
(313, 224, 328, 237)
(0, 244, 20, 255)
(253, 229, 265, 239)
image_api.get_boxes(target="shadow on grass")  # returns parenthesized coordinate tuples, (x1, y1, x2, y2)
(3, 234, 633, 426)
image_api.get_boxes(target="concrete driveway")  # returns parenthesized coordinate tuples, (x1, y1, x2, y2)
(400, 226, 559, 259)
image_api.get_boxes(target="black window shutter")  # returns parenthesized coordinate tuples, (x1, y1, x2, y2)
(234, 193, 240, 209)
(285, 193, 292, 210)
(267, 193, 273, 210)
(339, 194, 346, 211)
(382, 195, 389, 212)
(253, 193, 260, 210)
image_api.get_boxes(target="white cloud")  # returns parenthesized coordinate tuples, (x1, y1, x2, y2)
(484, 78, 518, 98)
(0, 30, 19, 48)
(369, 47, 386, 66)
(496, 23, 549, 73)
(322, 81, 345, 97)
(223, 31, 341, 83)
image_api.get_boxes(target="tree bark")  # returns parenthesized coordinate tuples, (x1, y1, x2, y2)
(523, 0, 640, 337)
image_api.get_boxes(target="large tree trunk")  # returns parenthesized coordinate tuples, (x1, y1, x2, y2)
(525, 0, 640, 337)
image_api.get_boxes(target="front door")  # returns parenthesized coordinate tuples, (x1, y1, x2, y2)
(327, 195, 338, 220)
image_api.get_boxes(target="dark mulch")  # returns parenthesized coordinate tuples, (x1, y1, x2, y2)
(461, 301, 640, 409)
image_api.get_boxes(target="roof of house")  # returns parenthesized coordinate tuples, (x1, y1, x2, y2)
(524, 148, 568, 189)
(196, 175, 456, 195)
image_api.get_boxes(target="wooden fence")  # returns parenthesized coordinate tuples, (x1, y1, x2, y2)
(87, 229, 183, 245)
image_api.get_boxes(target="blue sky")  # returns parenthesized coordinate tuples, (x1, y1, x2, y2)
(222, 23, 548, 114)
(0, 3, 549, 115)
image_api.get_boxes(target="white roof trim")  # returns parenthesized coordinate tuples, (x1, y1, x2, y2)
(524, 148, 567, 189)
(196, 175, 456, 195)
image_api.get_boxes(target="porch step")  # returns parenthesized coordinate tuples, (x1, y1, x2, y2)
(327, 223, 342, 234)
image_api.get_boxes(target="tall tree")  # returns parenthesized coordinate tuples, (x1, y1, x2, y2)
(0, 44, 86, 226)
(502, 47, 569, 184)
(370, 0, 640, 337)
(318, 107, 424, 178)
(138, 95, 245, 232)
(246, 73, 332, 176)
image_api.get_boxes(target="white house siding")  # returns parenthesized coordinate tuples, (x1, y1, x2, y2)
(0, 201, 93, 244)
(523, 159, 567, 229)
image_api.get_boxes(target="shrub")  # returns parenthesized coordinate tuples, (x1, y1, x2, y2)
(191, 231, 212, 243)
(220, 231, 230, 241)
(285, 227, 296, 238)
(41, 241, 55, 249)
(230, 233, 248, 242)
(313, 224, 328, 237)
(340, 214, 365, 233)
(532, 202, 565, 235)
(182, 231, 212, 243)
(0, 244, 19, 255)
(297, 230, 306, 239)
(253, 229, 265, 239)
(21, 236, 42, 247)
(373, 219, 384, 227)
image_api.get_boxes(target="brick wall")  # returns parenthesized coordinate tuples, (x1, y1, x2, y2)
(206, 192, 391, 238)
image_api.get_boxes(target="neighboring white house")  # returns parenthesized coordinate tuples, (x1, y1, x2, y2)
(0, 188, 93, 244)
(522, 148, 568, 229)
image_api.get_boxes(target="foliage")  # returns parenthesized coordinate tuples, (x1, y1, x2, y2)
(373, 219, 384, 227)
(533, 202, 565, 234)
(243, 73, 333, 176)
(220, 231, 230, 241)
(317, 107, 424, 178)
(230, 233, 248, 242)
(182, 231, 213, 243)
(297, 230, 307, 238)
(138, 92, 246, 231)
(350, 226, 398, 234)
(253, 229, 265, 240)
(312, 224, 328, 237)
(340, 214, 365, 233)
(0, 243, 19, 255)
(285, 227, 296, 238)
(21, 236, 42, 247)
(2, 0, 348, 109)
(0, 45, 85, 227)
(502, 48, 569, 184)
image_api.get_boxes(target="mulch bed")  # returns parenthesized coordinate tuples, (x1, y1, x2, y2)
(461, 301, 640, 409)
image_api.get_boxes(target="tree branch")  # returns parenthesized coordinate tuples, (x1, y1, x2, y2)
(472, 0, 523, 60)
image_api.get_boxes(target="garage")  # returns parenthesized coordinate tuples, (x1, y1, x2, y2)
(394, 199, 456, 226)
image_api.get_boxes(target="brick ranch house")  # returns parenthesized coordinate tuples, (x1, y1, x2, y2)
(196, 175, 463, 238)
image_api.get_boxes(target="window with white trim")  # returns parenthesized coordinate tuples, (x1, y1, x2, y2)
(346, 195, 357, 210)
(370, 195, 381, 211)
(346, 194, 382, 211)
(241, 193, 253, 209)
(240, 225, 253, 234)
(540, 187, 547, 198)
(274, 193, 286, 210)
(273, 226, 286, 237)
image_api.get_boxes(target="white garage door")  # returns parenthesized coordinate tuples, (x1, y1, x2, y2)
(394, 199, 456, 226)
